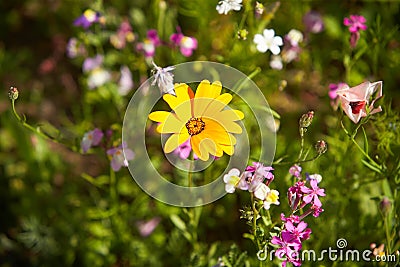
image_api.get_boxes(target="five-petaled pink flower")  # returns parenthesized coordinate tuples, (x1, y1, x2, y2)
(107, 142, 135, 171)
(336, 81, 383, 123)
(344, 15, 367, 33)
(81, 128, 104, 153)
(300, 179, 325, 208)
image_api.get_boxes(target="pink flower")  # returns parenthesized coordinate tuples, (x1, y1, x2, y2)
(336, 81, 383, 123)
(303, 11, 324, 34)
(173, 139, 199, 160)
(81, 128, 104, 153)
(246, 162, 274, 180)
(271, 232, 302, 267)
(300, 179, 325, 208)
(136, 217, 161, 237)
(110, 19, 135, 49)
(107, 142, 135, 171)
(136, 29, 161, 58)
(284, 221, 312, 242)
(344, 15, 367, 33)
(170, 28, 198, 57)
(289, 165, 302, 178)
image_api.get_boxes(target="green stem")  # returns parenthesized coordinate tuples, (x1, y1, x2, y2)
(11, 99, 61, 144)
(188, 152, 194, 187)
(251, 194, 261, 251)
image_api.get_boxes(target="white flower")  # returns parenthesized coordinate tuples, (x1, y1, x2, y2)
(308, 174, 322, 183)
(253, 183, 270, 200)
(118, 65, 133, 95)
(223, 168, 241, 193)
(270, 55, 283, 70)
(263, 189, 280, 210)
(87, 67, 111, 89)
(253, 29, 283, 55)
(286, 29, 303, 46)
(216, 0, 242, 15)
(151, 61, 175, 95)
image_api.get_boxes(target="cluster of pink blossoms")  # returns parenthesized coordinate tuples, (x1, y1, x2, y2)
(137, 27, 197, 59)
(271, 168, 325, 267)
(224, 162, 279, 210)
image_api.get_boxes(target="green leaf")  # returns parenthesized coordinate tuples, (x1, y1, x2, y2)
(169, 214, 187, 232)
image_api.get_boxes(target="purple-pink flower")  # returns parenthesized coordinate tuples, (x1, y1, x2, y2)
(83, 55, 103, 72)
(170, 28, 198, 57)
(284, 221, 311, 242)
(271, 232, 302, 267)
(173, 139, 199, 160)
(74, 9, 103, 29)
(328, 82, 348, 100)
(81, 128, 104, 153)
(136, 29, 161, 58)
(344, 15, 367, 33)
(136, 217, 161, 237)
(300, 179, 325, 208)
(107, 142, 135, 171)
(110, 19, 135, 49)
(289, 165, 302, 178)
(303, 11, 324, 34)
(246, 162, 274, 180)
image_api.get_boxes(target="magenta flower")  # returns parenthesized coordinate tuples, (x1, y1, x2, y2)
(303, 11, 324, 34)
(170, 28, 198, 57)
(289, 165, 302, 178)
(284, 221, 312, 242)
(107, 142, 135, 171)
(301, 179, 325, 207)
(280, 214, 300, 224)
(344, 15, 367, 33)
(136, 29, 161, 58)
(336, 81, 383, 123)
(74, 9, 103, 29)
(312, 205, 324, 217)
(81, 128, 104, 153)
(271, 232, 302, 267)
(173, 139, 199, 160)
(246, 162, 274, 180)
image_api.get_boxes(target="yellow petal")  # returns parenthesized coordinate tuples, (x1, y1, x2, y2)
(220, 144, 234, 155)
(192, 97, 213, 118)
(203, 119, 236, 145)
(158, 113, 184, 133)
(164, 132, 188, 153)
(163, 83, 190, 110)
(202, 94, 233, 116)
(148, 111, 170, 122)
(190, 135, 205, 161)
(173, 100, 192, 122)
(195, 80, 222, 99)
(209, 110, 244, 133)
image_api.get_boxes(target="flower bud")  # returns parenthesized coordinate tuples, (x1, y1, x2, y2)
(299, 111, 314, 128)
(237, 29, 249, 40)
(255, 2, 264, 17)
(8, 86, 19, 100)
(315, 140, 328, 155)
(379, 197, 391, 216)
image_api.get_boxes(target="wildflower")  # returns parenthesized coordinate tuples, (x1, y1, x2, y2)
(254, 2, 264, 18)
(344, 15, 367, 33)
(8, 86, 19, 100)
(223, 168, 241, 193)
(285, 29, 303, 47)
(170, 28, 198, 57)
(280, 214, 300, 224)
(136, 29, 161, 58)
(271, 232, 302, 267)
(270, 55, 283, 70)
(148, 80, 244, 161)
(110, 19, 135, 49)
(344, 15, 367, 48)
(379, 197, 391, 216)
(81, 128, 104, 153)
(83, 55, 103, 73)
(303, 11, 324, 34)
(253, 183, 270, 200)
(281, 29, 303, 63)
(311, 205, 324, 217)
(66, 38, 86, 58)
(173, 139, 199, 160)
(288, 181, 304, 211)
(263, 189, 280, 210)
(246, 162, 274, 180)
(284, 221, 312, 242)
(118, 65, 133, 95)
(315, 140, 328, 155)
(136, 217, 161, 237)
(151, 61, 175, 95)
(73, 9, 103, 29)
(216, 0, 242, 15)
(299, 111, 314, 128)
(107, 142, 135, 171)
(301, 179, 325, 208)
(253, 29, 283, 55)
(289, 165, 302, 178)
(336, 81, 383, 123)
(87, 68, 111, 89)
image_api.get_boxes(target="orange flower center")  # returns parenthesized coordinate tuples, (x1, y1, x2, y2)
(185, 117, 205, 136)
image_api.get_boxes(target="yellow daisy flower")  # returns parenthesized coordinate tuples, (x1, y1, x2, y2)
(148, 80, 244, 161)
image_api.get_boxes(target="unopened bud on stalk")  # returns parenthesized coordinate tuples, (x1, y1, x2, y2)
(237, 29, 249, 40)
(379, 197, 391, 216)
(8, 86, 19, 100)
(315, 140, 328, 155)
(299, 111, 314, 128)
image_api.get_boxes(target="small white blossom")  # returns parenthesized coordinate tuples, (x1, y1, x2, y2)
(118, 65, 133, 95)
(151, 61, 175, 95)
(263, 189, 280, 210)
(286, 29, 303, 46)
(253, 183, 270, 200)
(270, 55, 283, 70)
(253, 29, 283, 55)
(308, 174, 322, 183)
(87, 68, 111, 89)
(223, 168, 241, 193)
(216, 0, 242, 15)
